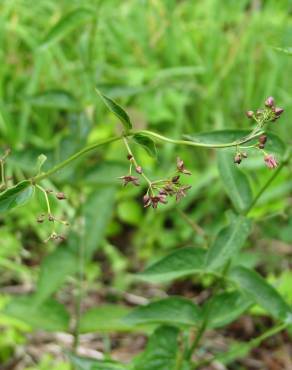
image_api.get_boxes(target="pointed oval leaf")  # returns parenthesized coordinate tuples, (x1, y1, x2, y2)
(124, 297, 202, 327)
(80, 305, 133, 333)
(133, 326, 179, 370)
(205, 216, 251, 270)
(204, 291, 253, 329)
(133, 133, 157, 157)
(230, 266, 292, 321)
(217, 149, 253, 213)
(3, 296, 69, 332)
(137, 247, 206, 283)
(97, 90, 132, 131)
(40, 8, 93, 48)
(0, 180, 34, 213)
(68, 353, 128, 370)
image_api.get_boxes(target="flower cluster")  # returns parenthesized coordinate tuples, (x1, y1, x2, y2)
(235, 97, 284, 169)
(36, 187, 69, 243)
(119, 153, 192, 209)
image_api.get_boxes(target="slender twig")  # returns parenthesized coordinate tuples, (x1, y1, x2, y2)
(73, 217, 86, 352)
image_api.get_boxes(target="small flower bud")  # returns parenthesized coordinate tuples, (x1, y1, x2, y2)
(234, 154, 242, 164)
(241, 152, 248, 159)
(172, 175, 180, 184)
(127, 154, 133, 160)
(259, 135, 267, 144)
(246, 110, 254, 119)
(135, 166, 143, 174)
(143, 194, 151, 208)
(56, 192, 66, 200)
(265, 96, 275, 107)
(48, 214, 55, 222)
(258, 143, 265, 149)
(37, 214, 45, 223)
(274, 107, 284, 117)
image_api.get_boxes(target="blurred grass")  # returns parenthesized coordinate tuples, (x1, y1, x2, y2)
(0, 0, 292, 367)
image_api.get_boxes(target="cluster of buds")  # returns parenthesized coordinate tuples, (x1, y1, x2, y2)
(246, 96, 284, 123)
(142, 158, 192, 209)
(234, 97, 284, 169)
(36, 187, 69, 242)
(119, 153, 192, 209)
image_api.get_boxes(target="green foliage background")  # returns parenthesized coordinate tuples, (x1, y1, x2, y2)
(0, 0, 292, 368)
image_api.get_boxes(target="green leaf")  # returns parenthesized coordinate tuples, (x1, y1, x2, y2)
(204, 291, 253, 329)
(80, 305, 133, 333)
(34, 248, 78, 305)
(27, 90, 78, 110)
(124, 297, 202, 327)
(230, 266, 292, 321)
(133, 326, 179, 370)
(137, 247, 206, 283)
(205, 216, 251, 270)
(83, 186, 116, 259)
(217, 149, 253, 213)
(68, 353, 128, 370)
(0, 180, 34, 213)
(40, 8, 93, 48)
(3, 296, 69, 331)
(97, 90, 132, 131)
(133, 133, 157, 157)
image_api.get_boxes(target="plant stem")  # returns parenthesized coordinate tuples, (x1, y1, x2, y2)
(28, 129, 264, 185)
(136, 129, 264, 149)
(73, 217, 86, 352)
(32, 135, 123, 183)
(122, 136, 153, 191)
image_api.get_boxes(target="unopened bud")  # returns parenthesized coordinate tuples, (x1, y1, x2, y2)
(258, 143, 265, 149)
(259, 135, 267, 144)
(265, 96, 275, 107)
(274, 107, 284, 117)
(37, 214, 45, 223)
(234, 154, 242, 164)
(172, 175, 180, 184)
(246, 110, 254, 119)
(241, 152, 248, 159)
(127, 154, 133, 160)
(56, 192, 66, 200)
(48, 214, 55, 222)
(135, 166, 143, 174)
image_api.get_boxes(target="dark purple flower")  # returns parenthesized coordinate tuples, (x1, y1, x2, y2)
(119, 175, 140, 186)
(176, 185, 192, 202)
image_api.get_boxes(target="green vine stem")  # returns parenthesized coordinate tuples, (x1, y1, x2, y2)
(29, 128, 264, 185)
